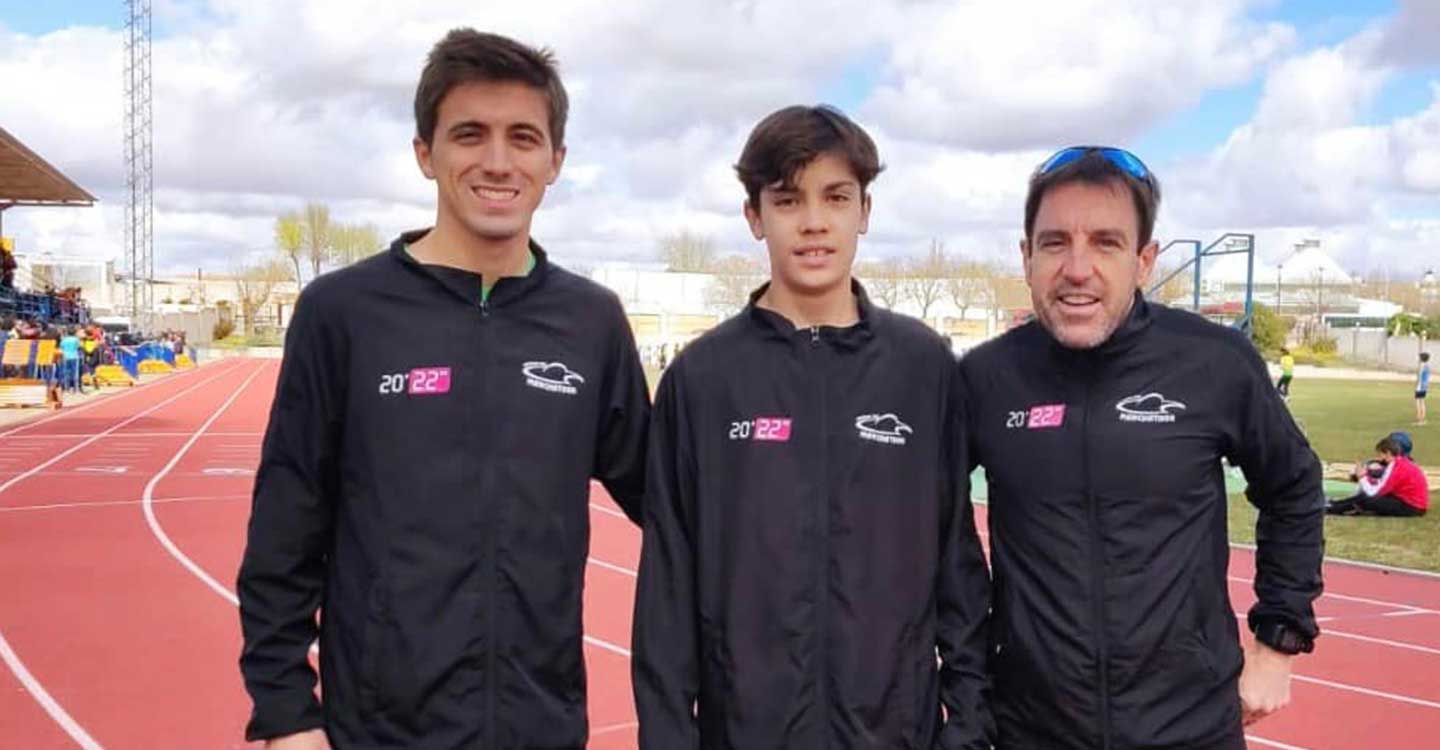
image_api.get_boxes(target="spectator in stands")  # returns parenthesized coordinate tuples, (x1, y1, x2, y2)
(1, 244, 15, 290)
(1327, 436, 1429, 517)
(59, 326, 83, 393)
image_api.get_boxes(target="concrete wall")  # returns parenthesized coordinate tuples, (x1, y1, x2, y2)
(1332, 328, 1431, 372)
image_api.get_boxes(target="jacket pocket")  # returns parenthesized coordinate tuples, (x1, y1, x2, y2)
(359, 582, 389, 715)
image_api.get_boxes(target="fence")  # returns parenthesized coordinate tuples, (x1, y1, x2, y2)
(1330, 327, 1431, 372)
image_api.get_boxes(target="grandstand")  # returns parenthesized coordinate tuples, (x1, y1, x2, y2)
(0, 125, 98, 326)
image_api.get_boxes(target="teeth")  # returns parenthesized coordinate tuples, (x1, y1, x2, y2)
(475, 187, 518, 201)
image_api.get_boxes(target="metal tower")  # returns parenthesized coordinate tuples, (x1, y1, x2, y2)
(123, 0, 153, 323)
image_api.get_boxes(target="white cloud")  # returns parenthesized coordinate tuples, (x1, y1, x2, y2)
(0, 0, 1435, 285)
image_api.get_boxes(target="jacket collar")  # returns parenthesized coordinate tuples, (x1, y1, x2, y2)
(389, 228, 551, 307)
(745, 279, 877, 351)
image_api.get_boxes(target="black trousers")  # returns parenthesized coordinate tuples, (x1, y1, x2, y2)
(1276, 375, 1292, 396)
(1326, 493, 1424, 517)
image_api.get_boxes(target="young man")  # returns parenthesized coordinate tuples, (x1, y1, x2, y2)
(1277, 347, 1294, 399)
(633, 105, 992, 749)
(238, 30, 649, 750)
(1418, 352, 1430, 425)
(1327, 436, 1428, 517)
(959, 147, 1324, 750)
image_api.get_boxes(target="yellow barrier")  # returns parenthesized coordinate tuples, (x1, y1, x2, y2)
(93, 365, 136, 387)
(0, 378, 58, 409)
(139, 360, 175, 374)
(175, 354, 195, 369)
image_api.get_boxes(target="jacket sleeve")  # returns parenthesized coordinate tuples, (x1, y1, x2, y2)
(632, 365, 701, 750)
(593, 299, 650, 525)
(937, 361, 995, 749)
(1224, 339, 1325, 640)
(237, 291, 343, 741)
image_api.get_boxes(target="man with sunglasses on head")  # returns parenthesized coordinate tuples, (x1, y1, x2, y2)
(958, 147, 1324, 750)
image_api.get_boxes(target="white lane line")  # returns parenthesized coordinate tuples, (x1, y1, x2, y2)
(584, 635, 631, 658)
(591, 721, 639, 736)
(0, 631, 104, 750)
(1227, 576, 1437, 615)
(141, 360, 270, 606)
(0, 359, 241, 439)
(1245, 735, 1314, 750)
(0, 360, 249, 750)
(1324, 629, 1440, 656)
(588, 557, 637, 578)
(0, 495, 248, 514)
(0, 365, 247, 502)
(589, 502, 628, 520)
(1292, 674, 1440, 710)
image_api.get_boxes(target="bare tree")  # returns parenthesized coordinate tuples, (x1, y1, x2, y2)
(302, 202, 333, 280)
(234, 260, 288, 334)
(707, 253, 766, 313)
(856, 256, 905, 309)
(901, 240, 949, 320)
(275, 213, 305, 288)
(331, 223, 384, 267)
(659, 231, 717, 272)
(946, 259, 999, 320)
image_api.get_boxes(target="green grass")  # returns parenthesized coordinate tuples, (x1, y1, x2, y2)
(211, 332, 284, 349)
(1284, 378, 1435, 466)
(1228, 494, 1440, 573)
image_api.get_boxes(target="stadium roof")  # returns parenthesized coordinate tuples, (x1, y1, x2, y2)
(0, 126, 96, 208)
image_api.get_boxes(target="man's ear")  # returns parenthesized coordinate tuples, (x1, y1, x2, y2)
(744, 200, 764, 240)
(413, 136, 435, 180)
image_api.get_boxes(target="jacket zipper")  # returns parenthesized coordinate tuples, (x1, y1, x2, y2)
(1080, 373, 1112, 750)
(810, 324, 830, 748)
(479, 290, 498, 749)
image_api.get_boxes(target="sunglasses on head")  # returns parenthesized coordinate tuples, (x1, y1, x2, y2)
(1036, 146, 1151, 182)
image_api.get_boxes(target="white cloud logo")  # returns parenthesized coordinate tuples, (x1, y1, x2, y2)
(1115, 393, 1187, 423)
(855, 413, 913, 445)
(523, 361, 586, 395)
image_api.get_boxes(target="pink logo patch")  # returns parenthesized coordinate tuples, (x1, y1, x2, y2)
(1027, 404, 1066, 429)
(754, 417, 793, 442)
(408, 367, 452, 395)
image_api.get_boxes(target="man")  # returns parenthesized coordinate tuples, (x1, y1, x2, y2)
(1327, 436, 1428, 517)
(238, 29, 649, 750)
(1418, 352, 1430, 425)
(959, 146, 1324, 750)
(633, 105, 992, 749)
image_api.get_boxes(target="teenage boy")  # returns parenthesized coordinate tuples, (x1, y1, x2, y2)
(238, 29, 649, 750)
(633, 104, 992, 749)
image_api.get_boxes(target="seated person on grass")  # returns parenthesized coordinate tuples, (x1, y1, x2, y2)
(1327, 436, 1429, 517)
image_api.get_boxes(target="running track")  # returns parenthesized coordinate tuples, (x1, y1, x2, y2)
(0, 357, 1435, 749)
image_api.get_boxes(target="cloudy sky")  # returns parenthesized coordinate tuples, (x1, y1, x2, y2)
(1, 0, 1438, 281)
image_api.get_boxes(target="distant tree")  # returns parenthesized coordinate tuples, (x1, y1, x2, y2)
(302, 203, 333, 280)
(901, 240, 949, 320)
(275, 213, 304, 288)
(945, 259, 999, 320)
(1250, 302, 1292, 355)
(707, 253, 766, 313)
(856, 256, 905, 309)
(331, 223, 384, 267)
(234, 260, 289, 334)
(659, 231, 717, 272)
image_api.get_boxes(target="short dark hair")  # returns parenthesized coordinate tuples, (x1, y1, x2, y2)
(1024, 150, 1162, 248)
(1422, 352, 1430, 362)
(1376, 437, 1404, 456)
(414, 29, 569, 149)
(735, 105, 883, 210)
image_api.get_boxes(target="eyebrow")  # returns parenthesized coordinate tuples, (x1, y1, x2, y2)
(446, 120, 547, 137)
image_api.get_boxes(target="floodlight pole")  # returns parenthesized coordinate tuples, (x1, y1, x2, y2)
(123, 0, 153, 327)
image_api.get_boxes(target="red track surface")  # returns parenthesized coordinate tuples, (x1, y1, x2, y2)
(0, 357, 1436, 749)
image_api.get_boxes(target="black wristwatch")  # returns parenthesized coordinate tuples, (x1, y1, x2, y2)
(1253, 619, 1314, 655)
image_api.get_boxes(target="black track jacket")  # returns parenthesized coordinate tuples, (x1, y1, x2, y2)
(634, 283, 993, 750)
(238, 230, 649, 749)
(959, 294, 1324, 750)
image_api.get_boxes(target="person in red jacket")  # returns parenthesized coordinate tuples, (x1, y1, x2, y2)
(1327, 436, 1429, 516)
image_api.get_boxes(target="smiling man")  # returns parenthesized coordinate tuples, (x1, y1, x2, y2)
(633, 105, 993, 749)
(959, 147, 1325, 750)
(237, 29, 649, 750)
